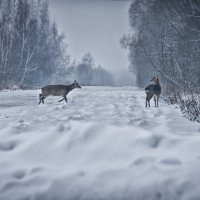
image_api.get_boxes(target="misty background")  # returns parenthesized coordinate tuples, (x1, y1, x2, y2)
(0, 0, 134, 89)
(49, 0, 134, 86)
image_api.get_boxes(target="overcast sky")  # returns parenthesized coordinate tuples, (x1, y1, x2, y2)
(49, 0, 133, 85)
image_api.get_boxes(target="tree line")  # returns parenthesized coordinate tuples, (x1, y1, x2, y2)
(121, 0, 200, 94)
(0, 0, 114, 89)
(68, 53, 114, 86)
(0, 0, 70, 89)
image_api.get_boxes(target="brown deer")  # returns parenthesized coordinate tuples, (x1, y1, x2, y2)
(145, 76, 161, 107)
(38, 80, 81, 104)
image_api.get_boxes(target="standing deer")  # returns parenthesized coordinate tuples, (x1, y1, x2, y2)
(38, 80, 81, 104)
(145, 76, 161, 107)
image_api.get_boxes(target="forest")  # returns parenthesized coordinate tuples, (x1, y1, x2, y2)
(121, 0, 200, 121)
(0, 0, 114, 89)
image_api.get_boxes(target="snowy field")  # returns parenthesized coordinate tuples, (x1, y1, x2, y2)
(0, 86, 200, 200)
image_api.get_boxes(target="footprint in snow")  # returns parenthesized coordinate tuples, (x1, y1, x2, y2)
(131, 156, 155, 166)
(148, 134, 163, 148)
(160, 157, 181, 166)
(18, 119, 25, 123)
(2, 181, 18, 191)
(12, 169, 26, 179)
(30, 166, 43, 174)
(153, 109, 164, 117)
(0, 141, 17, 151)
(57, 124, 71, 133)
(15, 119, 29, 130)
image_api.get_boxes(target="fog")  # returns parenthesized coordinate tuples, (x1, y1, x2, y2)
(49, 0, 134, 86)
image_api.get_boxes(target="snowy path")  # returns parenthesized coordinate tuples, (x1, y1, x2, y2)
(0, 87, 200, 200)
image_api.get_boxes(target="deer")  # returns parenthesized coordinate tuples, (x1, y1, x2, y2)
(38, 80, 81, 104)
(145, 76, 161, 107)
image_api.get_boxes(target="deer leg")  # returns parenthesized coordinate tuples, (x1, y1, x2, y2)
(64, 95, 68, 103)
(154, 95, 157, 107)
(58, 98, 64, 102)
(38, 94, 42, 104)
(41, 96, 46, 104)
(157, 96, 159, 107)
(146, 97, 148, 107)
(156, 96, 158, 107)
(38, 94, 46, 104)
(146, 97, 150, 107)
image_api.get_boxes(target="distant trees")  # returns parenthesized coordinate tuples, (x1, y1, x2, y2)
(68, 53, 114, 86)
(76, 53, 94, 86)
(121, 0, 200, 94)
(0, 0, 70, 89)
(0, 0, 113, 89)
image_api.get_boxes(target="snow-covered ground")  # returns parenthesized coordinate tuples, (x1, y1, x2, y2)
(0, 86, 200, 200)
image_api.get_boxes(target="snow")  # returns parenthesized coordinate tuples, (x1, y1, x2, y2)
(0, 86, 200, 200)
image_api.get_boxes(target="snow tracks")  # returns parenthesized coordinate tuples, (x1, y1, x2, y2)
(0, 87, 200, 200)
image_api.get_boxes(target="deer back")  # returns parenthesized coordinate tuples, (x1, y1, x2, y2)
(41, 85, 70, 96)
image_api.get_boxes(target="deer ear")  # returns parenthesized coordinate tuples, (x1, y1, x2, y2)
(74, 80, 76, 83)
